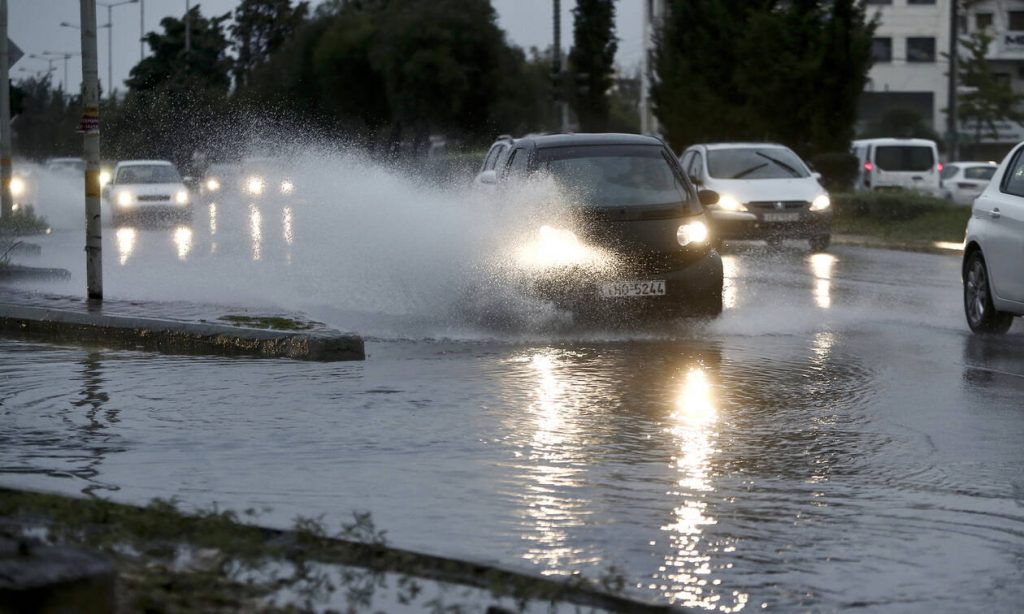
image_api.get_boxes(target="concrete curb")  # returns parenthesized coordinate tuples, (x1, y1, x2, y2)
(0, 303, 364, 361)
(833, 234, 964, 256)
(0, 265, 71, 281)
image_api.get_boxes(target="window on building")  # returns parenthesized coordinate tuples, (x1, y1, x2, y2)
(872, 37, 893, 63)
(994, 73, 1012, 86)
(864, 0, 892, 4)
(1010, 11, 1024, 31)
(907, 37, 936, 62)
(958, 15, 968, 34)
(907, 0, 935, 4)
(975, 13, 993, 31)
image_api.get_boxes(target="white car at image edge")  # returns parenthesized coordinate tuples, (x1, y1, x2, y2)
(963, 143, 1024, 333)
(103, 160, 191, 224)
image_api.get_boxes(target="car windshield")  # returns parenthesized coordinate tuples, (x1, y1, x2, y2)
(116, 164, 182, 184)
(536, 144, 698, 211)
(707, 148, 810, 179)
(963, 166, 996, 180)
(874, 146, 934, 172)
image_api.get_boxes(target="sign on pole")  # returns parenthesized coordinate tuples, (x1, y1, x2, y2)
(7, 37, 20, 66)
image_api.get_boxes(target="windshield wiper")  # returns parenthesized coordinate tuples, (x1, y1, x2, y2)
(731, 163, 769, 179)
(755, 151, 802, 177)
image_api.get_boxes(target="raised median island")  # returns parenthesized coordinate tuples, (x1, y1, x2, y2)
(0, 293, 364, 361)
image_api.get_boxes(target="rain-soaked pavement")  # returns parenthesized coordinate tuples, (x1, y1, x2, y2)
(2, 189, 1024, 611)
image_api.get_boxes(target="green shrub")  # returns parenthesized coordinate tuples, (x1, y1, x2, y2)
(831, 191, 971, 242)
(0, 208, 49, 235)
(809, 152, 859, 193)
(833, 191, 959, 221)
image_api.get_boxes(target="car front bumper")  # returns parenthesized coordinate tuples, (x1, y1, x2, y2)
(708, 209, 832, 240)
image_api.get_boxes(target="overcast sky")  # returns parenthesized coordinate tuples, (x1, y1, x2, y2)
(10, 0, 644, 94)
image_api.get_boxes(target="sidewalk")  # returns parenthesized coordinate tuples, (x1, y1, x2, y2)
(0, 288, 364, 361)
(832, 233, 964, 256)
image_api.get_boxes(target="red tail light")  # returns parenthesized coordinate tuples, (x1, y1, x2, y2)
(864, 161, 873, 172)
(937, 162, 944, 172)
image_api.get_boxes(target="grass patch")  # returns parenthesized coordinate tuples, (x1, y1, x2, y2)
(0, 208, 50, 235)
(219, 315, 316, 331)
(832, 192, 970, 243)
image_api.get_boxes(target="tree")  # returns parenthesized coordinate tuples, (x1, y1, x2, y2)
(126, 7, 232, 94)
(652, 0, 875, 156)
(860, 107, 942, 143)
(568, 0, 617, 131)
(10, 76, 80, 160)
(957, 30, 1024, 143)
(231, 0, 309, 88)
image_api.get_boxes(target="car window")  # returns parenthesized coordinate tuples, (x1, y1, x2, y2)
(536, 144, 699, 212)
(1001, 149, 1024, 197)
(680, 151, 693, 172)
(688, 152, 703, 181)
(707, 147, 809, 179)
(116, 165, 182, 184)
(506, 147, 530, 177)
(482, 143, 504, 171)
(964, 166, 996, 181)
(874, 146, 934, 172)
(940, 166, 958, 180)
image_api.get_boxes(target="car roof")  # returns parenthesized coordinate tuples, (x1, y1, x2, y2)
(851, 138, 937, 147)
(116, 160, 176, 167)
(948, 161, 998, 167)
(691, 142, 791, 151)
(516, 133, 665, 149)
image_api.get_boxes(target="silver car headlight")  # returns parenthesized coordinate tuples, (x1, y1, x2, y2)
(810, 194, 831, 211)
(175, 189, 189, 205)
(716, 193, 748, 212)
(280, 180, 294, 195)
(9, 176, 25, 197)
(246, 176, 265, 195)
(677, 220, 709, 246)
(116, 190, 134, 207)
(205, 177, 221, 192)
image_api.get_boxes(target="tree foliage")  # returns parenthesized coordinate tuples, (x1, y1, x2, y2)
(568, 0, 617, 131)
(231, 0, 310, 88)
(652, 0, 875, 156)
(11, 76, 80, 160)
(956, 30, 1024, 142)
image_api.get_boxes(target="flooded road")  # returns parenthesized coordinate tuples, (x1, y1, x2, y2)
(4, 192, 1024, 611)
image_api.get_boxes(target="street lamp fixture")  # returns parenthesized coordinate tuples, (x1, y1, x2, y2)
(38, 50, 81, 93)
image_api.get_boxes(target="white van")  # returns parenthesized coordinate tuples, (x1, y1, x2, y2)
(851, 138, 941, 195)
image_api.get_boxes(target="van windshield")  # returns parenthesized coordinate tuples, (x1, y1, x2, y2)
(874, 146, 934, 172)
(536, 144, 699, 212)
(707, 148, 810, 179)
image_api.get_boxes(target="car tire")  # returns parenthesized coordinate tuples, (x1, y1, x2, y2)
(964, 250, 1013, 334)
(809, 234, 831, 252)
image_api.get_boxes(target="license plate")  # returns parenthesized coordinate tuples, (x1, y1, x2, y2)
(763, 212, 800, 222)
(599, 280, 666, 298)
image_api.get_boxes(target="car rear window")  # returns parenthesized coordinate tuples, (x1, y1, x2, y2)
(963, 166, 996, 180)
(536, 144, 700, 212)
(706, 148, 810, 179)
(874, 146, 935, 172)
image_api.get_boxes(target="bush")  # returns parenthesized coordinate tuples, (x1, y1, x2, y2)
(833, 191, 959, 221)
(809, 152, 859, 193)
(0, 208, 49, 235)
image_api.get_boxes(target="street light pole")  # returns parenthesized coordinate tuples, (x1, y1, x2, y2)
(139, 0, 144, 61)
(1, 0, 12, 219)
(80, 0, 103, 300)
(97, 0, 138, 100)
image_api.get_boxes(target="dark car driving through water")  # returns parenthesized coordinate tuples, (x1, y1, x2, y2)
(491, 133, 724, 318)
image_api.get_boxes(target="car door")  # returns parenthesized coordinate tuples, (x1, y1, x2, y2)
(981, 147, 1024, 302)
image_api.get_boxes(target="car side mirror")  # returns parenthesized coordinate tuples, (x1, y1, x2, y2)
(812, 172, 823, 182)
(478, 170, 497, 185)
(698, 189, 719, 206)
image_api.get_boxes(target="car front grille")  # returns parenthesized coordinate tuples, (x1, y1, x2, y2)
(746, 200, 809, 212)
(137, 194, 171, 202)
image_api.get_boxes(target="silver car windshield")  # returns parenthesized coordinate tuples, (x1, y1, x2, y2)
(707, 148, 810, 180)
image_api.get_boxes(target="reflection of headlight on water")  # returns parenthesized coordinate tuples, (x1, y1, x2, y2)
(280, 180, 294, 194)
(517, 225, 609, 270)
(9, 176, 25, 197)
(677, 220, 709, 246)
(246, 176, 264, 195)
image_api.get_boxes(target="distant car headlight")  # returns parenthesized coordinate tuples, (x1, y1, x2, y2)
(246, 176, 264, 195)
(175, 189, 189, 205)
(9, 176, 25, 197)
(717, 193, 748, 212)
(677, 220, 709, 246)
(116, 190, 134, 207)
(810, 194, 831, 211)
(280, 180, 294, 194)
(205, 177, 220, 192)
(99, 170, 111, 188)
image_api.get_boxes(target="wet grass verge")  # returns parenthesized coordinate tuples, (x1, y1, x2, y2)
(0, 489, 671, 613)
(219, 314, 318, 331)
(833, 192, 970, 244)
(0, 210, 50, 236)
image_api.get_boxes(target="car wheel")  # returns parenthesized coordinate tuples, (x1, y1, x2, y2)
(964, 250, 1013, 334)
(809, 234, 831, 252)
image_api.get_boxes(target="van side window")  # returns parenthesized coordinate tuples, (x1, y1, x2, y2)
(688, 153, 704, 182)
(680, 151, 693, 171)
(1001, 149, 1024, 197)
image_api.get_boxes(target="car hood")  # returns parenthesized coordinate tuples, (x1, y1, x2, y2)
(703, 177, 825, 203)
(115, 182, 185, 195)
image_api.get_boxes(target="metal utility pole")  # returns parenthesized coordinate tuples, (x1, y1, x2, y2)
(185, 0, 191, 54)
(0, 0, 12, 219)
(947, 0, 960, 162)
(139, 0, 144, 61)
(80, 0, 103, 300)
(98, 0, 138, 100)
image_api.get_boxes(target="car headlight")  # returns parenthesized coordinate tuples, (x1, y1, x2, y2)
(246, 176, 264, 195)
(99, 170, 111, 188)
(677, 220, 709, 246)
(717, 193, 748, 212)
(810, 194, 831, 211)
(116, 190, 134, 207)
(205, 177, 220, 192)
(175, 189, 189, 205)
(9, 176, 25, 197)
(280, 180, 294, 194)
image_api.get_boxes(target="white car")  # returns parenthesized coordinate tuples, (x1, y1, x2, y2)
(103, 160, 191, 224)
(962, 144, 1024, 333)
(679, 143, 832, 251)
(940, 161, 997, 205)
